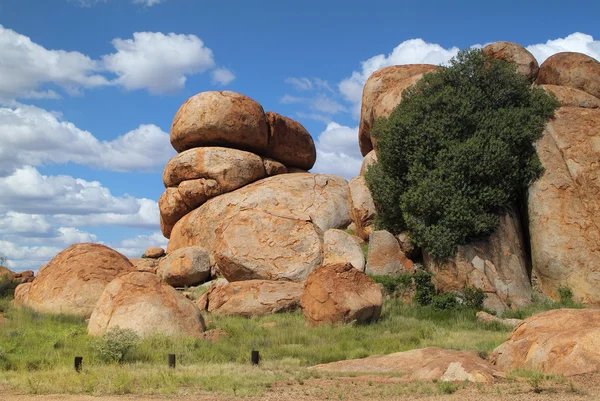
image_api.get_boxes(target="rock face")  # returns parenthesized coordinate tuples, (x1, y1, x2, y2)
(170, 91, 269, 154)
(22, 244, 135, 317)
(323, 229, 365, 271)
(197, 280, 303, 317)
(168, 173, 351, 282)
(157, 246, 211, 287)
(301, 263, 382, 325)
(129, 258, 160, 274)
(13, 282, 31, 305)
(159, 188, 191, 238)
(536, 52, 600, 99)
(366, 230, 414, 276)
(483, 41, 539, 81)
(0, 266, 34, 284)
(145, 247, 165, 258)
(489, 309, 600, 376)
(348, 176, 376, 241)
(265, 111, 316, 170)
(315, 347, 499, 383)
(424, 211, 532, 312)
(88, 272, 205, 338)
(358, 64, 437, 156)
(541, 84, 600, 108)
(359, 150, 378, 176)
(528, 107, 600, 304)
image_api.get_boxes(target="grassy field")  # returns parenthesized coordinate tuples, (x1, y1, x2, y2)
(0, 293, 579, 397)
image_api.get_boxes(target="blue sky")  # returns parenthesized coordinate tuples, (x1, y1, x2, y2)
(0, 0, 598, 271)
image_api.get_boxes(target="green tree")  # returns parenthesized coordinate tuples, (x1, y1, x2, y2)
(366, 48, 559, 259)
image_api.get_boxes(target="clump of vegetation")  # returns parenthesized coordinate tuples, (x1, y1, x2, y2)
(93, 327, 140, 363)
(557, 286, 574, 305)
(369, 273, 412, 297)
(0, 275, 18, 298)
(366, 48, 560, 259)
(413, 270, 485, 310)
(414, 270, 436, 306)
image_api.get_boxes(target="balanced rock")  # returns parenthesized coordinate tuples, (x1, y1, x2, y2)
(301, 263, 382, 325)
(424, 210, 531, 312)
(129, 257, 160, 274)
(157, 246, 211, 287)
(359, 64, 437, 156)
(483, 41, 539, 81)
(170, 91, 269, 154)
(528, 107, 600, 304)
(489, 309, 600, 376)
(536, 52, 600, 99)
(348, 176, 376, 241)
(314, 347, 498, 383)
(22, 244, 135, 317)
(323, 229, 365, 271)
(145, 247, 165, 258)
(359, 150, 378, 176)
(168, 173, 351, 282)
(366, 230, 413, 276)
(88, 272, 205, 338)
(197, 280, 303, 317)
(541, 84, 600, 108)
(159, 188, 191, 238)
(265, 111, 316, 170)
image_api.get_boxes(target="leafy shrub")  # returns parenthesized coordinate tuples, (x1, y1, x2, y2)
(431, 292, 459, 310)
(413, 270, 436, 306)
(0, 275, 17, 298)
(93, 327, 140, 363)
(369, 274, 412, 296)
(462, 286, 486, 309)
(558, 286, 574, 305)
(365, 48, 559, 259)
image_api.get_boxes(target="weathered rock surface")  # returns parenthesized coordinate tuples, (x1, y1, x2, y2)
(168, 174, 351, 281)
(541, 84, 600, 108)
(197, 280, 303, 317)
(129, 258, 160, 274)
(476, 311, 523, 329)
(366, 230, 414, 276)
(177, 178, 221, 209)
(145, 247, 165, 258)
(359, 64, 437, 156)
(170, 91, 269, 154)
(88, 272, 205, 338)
(163, 147, 266, 190)
(22, 244, 135, 317)
(301, 263, 382, 325)
(396, 232, 420, 260)
(13, 282, 31, 305)
(159, 188, 192, 238)
(536, 52, 600, 99)
(424, 211, 532, 312)
(265, 111, 316, 170)
(262, 158, 288, 176)
(315, 347, 499, 383)
(157, 246, 211, 287)
(528, 107, 600, 304)
(0, 266, 34, 284)
(348, 176, 376, 241)
(489, 309, 600, 376)
(359, 150, 378, 176)
(323, 229, 365, 271)
(483, 41, 539, 81)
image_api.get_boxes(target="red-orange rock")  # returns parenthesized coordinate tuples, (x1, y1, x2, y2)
(536, 52, 600, 99)
(359, 150, 378, 176)
(157, 246, 211, 287)
(159, 188, 192, 239)
(170, 91, 269, 154)
(265, 111, 316, 170)
(348, 176, 376, 241)
(366, 230, 414, 276)
(301, 263, 382, 325)
(541, 84, 600, 108)
(483, 41, 539, 81)
(145, 247, 165, 258)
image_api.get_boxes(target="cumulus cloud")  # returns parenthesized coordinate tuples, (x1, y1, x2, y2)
(0, 104, 174, 175)
(110, 231, 168, 258)
(0, 212, 52, 236)
(311, 123, 362, 180)
(526, 32, 600, 64)
(54, 198, 159, 229)
(211, 67, 236, 85)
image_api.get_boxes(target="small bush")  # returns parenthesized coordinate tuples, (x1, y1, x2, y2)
(437, 381, 458, 394)
(369, 274, 412, 296)
(93, 327, 140, 363)
(413, 270, 436, 306)
(431, 292, 459, 310)
(558, 286, 574, 305)
(462, 286, 486, 309)
(0, 275, 17, 298)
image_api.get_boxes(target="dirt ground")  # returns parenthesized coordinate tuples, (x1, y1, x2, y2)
(2, 372, 599, 401)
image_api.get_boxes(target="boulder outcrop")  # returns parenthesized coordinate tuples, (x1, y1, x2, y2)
(265, 111, 316, 170)
(536, 52, 600, 99)
(88, 272, 205, 338)
(483, 41, 539, 81)
(301, 263, 382, 325)
(197, 280, 303, 317)
(21, 244, 135, 317)
(157, 246, 211, 287)
(323, 229, 365, 271)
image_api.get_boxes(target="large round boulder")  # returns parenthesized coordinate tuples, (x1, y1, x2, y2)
(170, 91, 269, 154)
(88, 272, 205, 338)
(22, 244, 135, 317)
(197, 280, 303, 317)
(536, 52, 600, 99)
(157, 246, 211, 287)
(359, 64, 437, 156)
(323, 229, 365, 271)
(489, 309, 600, 376)
(366, 230, 413, 276)
(483, 41, 539, 81)
(168, 173, 352, 282)
(265, 111, 316, 170)
(301, 262, 382, 325)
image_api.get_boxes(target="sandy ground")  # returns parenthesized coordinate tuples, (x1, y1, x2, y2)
(2, 372, 599, 401)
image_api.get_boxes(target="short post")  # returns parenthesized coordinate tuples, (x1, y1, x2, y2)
(168, 353, 176, 369)
(74, 356, 83, 372)
(251, 350, 260, 366)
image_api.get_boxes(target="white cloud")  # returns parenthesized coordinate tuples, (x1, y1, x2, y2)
(110, 231, 167, 258)
(311, 95, 347, 114)
(211, 67, 236, 85)
(133, 0, 164, 6)
(103, 32, 215, 94)
(526, 32, 600, 64)
(54, 198, 159, 229)
(0, 240, 63, 271)
(285, 77, 313, 91)
(0, 212, 52, 236)
(0, 104, 174, 175)
(311, 123, 362, 180)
